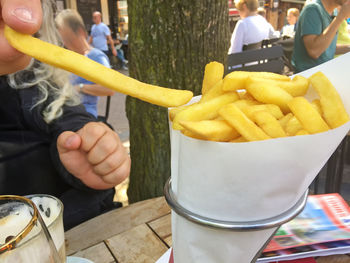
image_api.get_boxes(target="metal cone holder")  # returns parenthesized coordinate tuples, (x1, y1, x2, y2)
(164, 178, 309, 263)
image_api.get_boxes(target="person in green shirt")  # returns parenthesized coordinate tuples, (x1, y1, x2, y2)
(292, 0, 350, 72)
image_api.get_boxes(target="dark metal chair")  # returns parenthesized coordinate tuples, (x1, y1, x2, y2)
(97, 96, 114, 130)
(227, 45, 285, 74)
(242, 41, 263, 51)
(312, 136, 348, 194)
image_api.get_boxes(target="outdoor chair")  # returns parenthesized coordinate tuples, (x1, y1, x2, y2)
(242, 41, 262, 51)
(312, 136, 349, 195)
(97, 96, 114, 130)
(227, 44, 284, 74)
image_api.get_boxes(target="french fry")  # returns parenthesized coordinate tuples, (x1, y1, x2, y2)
(182, 129, 203, 140)
(4, 26, 193, 108)
(309, 71, 350, 128)
(219, 104, 270, 141)
(222, 71, 290, 91)
(246, 82, 293, 113)
(285, 116, 303, 136)
(246, 75, 309, 97)
(230, 136, 247, 143)
(279, 113, 294, 130)
(201, 62, 224, 94)
(287, 97, 330, 134)
(311, 99, 322, 115)
(252, 111, 287, 138)
(237, 90, 257, 101)
(295, 130, 309, 136)
(234, 99, 260, 110)
(180, 120, 240, 142)
(173, 93, 238, 130)
(169, 104, 192, 121)
(200, 80, 226, 103)
(242, 104, 284, 120)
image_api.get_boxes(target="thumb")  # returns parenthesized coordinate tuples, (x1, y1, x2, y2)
(1, 0, 42, 34)
(57, 131, 82, 154)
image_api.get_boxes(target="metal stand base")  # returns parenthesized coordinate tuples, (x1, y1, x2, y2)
(164, 178, 309, 263)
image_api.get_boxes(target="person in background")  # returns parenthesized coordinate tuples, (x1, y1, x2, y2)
(292, 0, 350, 72)
(281, 8, 300, 38)
(228, 0, 280, 54)
(88, 11, 117, 58)
(0, 0, 130, 230)
(56, 9, 115, 118)
(336, 7, 350, 50)
(257, 7, 267, 17)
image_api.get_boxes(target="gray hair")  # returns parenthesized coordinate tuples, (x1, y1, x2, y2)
(8, 0, 80, 123)
(55, 9, 87, 34)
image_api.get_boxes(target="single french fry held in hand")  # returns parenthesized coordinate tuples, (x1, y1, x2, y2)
(222, 71, 290, 92)
(288, 97, 330, 134)
(201, 62, 224, 94)
(172, 93, 238, 130)
(309, 71, 350, 128)
(180, 120, 240, 142)
(4, 26, 193, 108)
(219, 104, 270, 141)
(246, 82, 293, 113)
(252, 111, 287, 138)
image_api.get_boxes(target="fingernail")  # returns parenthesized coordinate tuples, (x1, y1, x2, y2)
(12, 8, 34, 23)
(65, 135, 76, 148)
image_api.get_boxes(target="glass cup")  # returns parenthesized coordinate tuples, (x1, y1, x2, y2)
(0, 195, 64, 263)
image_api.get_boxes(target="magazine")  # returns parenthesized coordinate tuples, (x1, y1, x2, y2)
(156, 194, 350, 263)
(257, 193, 350, 262)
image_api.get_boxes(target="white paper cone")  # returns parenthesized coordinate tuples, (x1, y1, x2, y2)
(169, 53, 350, 263)
(172, 212, 277, 263)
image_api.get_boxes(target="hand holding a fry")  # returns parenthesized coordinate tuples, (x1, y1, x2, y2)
(57, 122, 131, 190)
(0, 0, 42, 75)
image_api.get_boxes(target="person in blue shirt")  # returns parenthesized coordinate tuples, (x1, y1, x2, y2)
(56, 9, 115, 118)
(88, 11, 117, 57)
(292, 0, 350, 72)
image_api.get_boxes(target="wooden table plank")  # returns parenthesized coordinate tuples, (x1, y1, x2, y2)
(70, 242, 115, 263)
(148, 213, 171, 246)
(65, 197, 170, 255)
(106, 224, 168, 263)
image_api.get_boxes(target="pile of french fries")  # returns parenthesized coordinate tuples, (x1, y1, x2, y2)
(170, 61, 350, 142)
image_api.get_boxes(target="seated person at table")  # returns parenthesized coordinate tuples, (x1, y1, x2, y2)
(281, 8, 300, 38)
(0, 0, 130, 230)
(291, 0, 350, 72)
(56, 9, 115, 118)
(228, 0, 280, 54)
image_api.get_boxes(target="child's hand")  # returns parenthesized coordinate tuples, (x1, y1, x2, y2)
(57, 122, 131, 190)
(0, 0, 42, 75)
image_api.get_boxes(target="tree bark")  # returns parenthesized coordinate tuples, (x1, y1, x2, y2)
(126, 0, 230, 203)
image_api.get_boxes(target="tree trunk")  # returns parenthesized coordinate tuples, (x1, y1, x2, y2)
(126, 0, 230, 203)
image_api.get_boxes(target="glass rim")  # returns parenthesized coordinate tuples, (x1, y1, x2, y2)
(0, 195, 39, 254)
(25, 194, 64, 229)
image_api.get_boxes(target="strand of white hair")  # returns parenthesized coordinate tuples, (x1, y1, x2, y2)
(8, 0, 80, 123)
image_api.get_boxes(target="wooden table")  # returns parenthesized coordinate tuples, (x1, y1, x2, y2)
(65, 197, 350, 263)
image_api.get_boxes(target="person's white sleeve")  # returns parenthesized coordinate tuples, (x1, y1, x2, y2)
(268, 23, 280, 38)
(228, 21, 244, 54)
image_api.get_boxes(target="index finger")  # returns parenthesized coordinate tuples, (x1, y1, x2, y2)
(1, 0, 42, 34)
